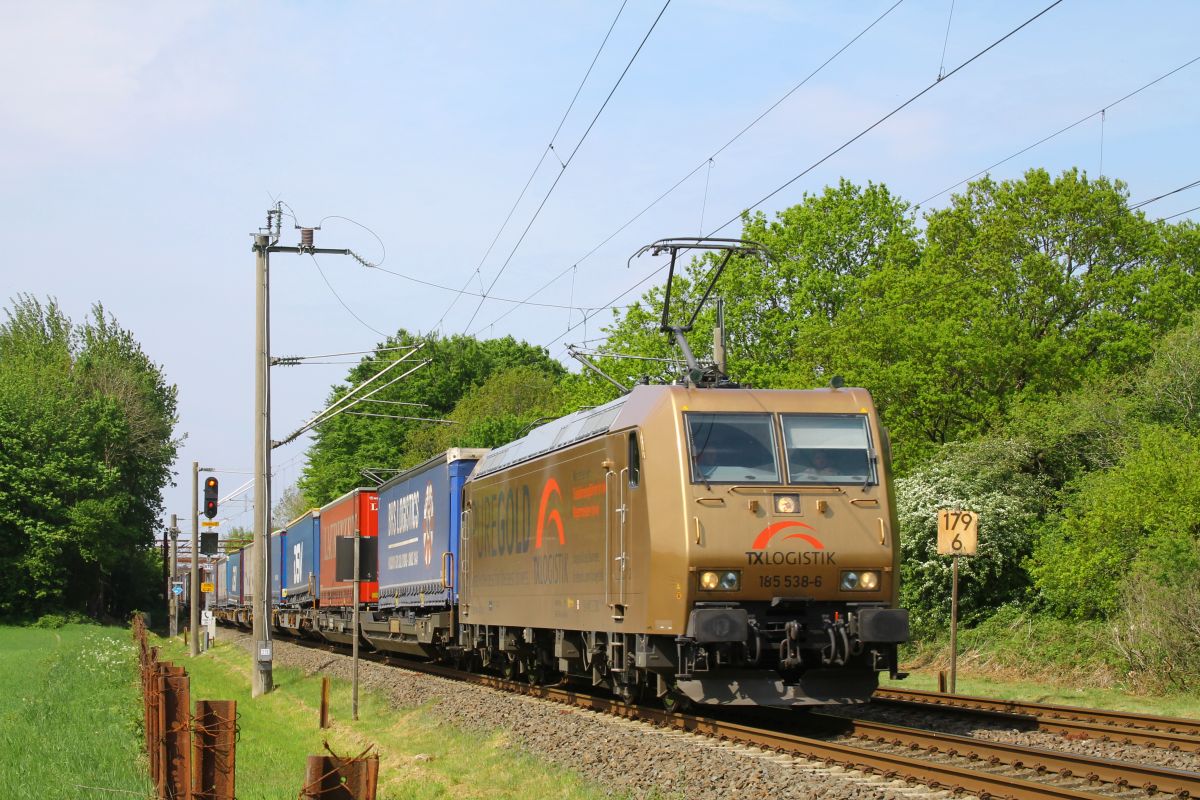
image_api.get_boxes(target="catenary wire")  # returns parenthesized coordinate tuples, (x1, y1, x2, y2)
(430, 0, 632, 334)
(278, 344, 418, 362)
(309, 254, 389, 338)
(470, 0, 907, 338)
(318, 215, 387, 267)
(545, 2, 1064, 354)
(367, 263, 629, 311)
(460, 0, 673, 335)
(1130, 178, 1200, 210)
(918, 54, 1200, 208)
(705, 0, 1065, 238)
(1161, 204, 1200, 222)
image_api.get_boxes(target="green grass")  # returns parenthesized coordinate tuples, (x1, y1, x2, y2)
(0, 624, 151, 800)
(155, 635, 626, 800)
(888, 608, 1200, 719)
(881, 669, 1200, 718)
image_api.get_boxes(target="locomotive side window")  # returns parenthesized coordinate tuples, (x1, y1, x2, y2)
(782, 415, 875, 485)
(687, 413, 780, 484)
(628, 431, 641, 487)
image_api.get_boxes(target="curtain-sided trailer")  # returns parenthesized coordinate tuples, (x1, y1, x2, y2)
(276, 511, 320, 638)
(315, 488, 378, 645)
(361, 449, 487, 657)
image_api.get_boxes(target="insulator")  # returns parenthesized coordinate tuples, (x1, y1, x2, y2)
(300, 228, 315, 248)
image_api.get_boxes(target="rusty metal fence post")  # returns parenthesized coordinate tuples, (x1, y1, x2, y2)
(134, 617, 237, 800)
(192, 700, 237, 800)
(300, 747, 379, 800)
(160, 665, 192, 799)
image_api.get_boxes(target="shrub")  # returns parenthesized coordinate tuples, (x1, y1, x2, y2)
(1029, 425, 1200, 618)
(1112, 566, 1200, 692)
(896, 437, 1050, 637)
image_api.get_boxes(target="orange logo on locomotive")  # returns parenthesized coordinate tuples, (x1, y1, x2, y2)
(747, 521, 835, 565)
(752, 521, 824, 550)
(535, 478, 565, 548)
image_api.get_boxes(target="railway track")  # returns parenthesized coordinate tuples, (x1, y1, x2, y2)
(267, 631, 1200, 799)
(874, 688, 1200, 753)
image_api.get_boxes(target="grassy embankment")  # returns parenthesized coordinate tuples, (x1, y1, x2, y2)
(153, 633, 618, 800)
(887, 609, 1200, 718)
(0, 623, 151, 800)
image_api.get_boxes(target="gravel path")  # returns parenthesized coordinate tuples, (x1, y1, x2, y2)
(231, 633, 952, 800)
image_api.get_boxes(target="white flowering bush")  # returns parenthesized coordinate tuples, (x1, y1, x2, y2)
(896, 437, 1050, 637)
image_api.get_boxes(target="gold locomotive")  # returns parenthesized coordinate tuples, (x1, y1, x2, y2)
(458, 381, 908, 707)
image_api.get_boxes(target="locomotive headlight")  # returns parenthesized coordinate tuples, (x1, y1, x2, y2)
(699, 570, 741, 591)
(774, 493, 800, 514)
(841, 570, 881, 591)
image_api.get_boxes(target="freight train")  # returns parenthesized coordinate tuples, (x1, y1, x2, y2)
(212, 382, 908, 708)
(212, 238, 908, 708)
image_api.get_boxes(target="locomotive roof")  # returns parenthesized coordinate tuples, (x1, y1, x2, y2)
(472, 391, 631, 478)
(471, 383, 878, 480)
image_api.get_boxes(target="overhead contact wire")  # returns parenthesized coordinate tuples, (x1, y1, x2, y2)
(919, 54, 1200, 207)
(546, 1, 1062, 353)
(707, 0, 1065, 237)
(460, 0, 673, 334)
(431, 0, 632, 334)
(471, 0, 906, 337)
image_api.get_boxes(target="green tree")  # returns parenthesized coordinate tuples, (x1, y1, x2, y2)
(837, 168, 1197, 468)
(299, 331, 563, 504)
(403, 364, 570, 463)
(1030, 425, 1200, 618)
(0, 296, 178, 619)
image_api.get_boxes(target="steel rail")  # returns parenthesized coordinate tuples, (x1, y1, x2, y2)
(876, 688, 1200, 736)
(238, 631, 1198, 798)
(831, 715, 1200, 798)
(364, 657, 1191, 800)
(874, 689, 1200, 753)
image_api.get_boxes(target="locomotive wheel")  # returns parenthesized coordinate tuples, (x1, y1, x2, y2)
(613, 675, 642, 705)
(527, 661, 546, 686)
(661, 691, 691, 714)
(501, 658, 518, 680)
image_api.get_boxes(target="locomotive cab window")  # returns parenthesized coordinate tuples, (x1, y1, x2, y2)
(782, 414, 875, 485)
(687, 413, 780, 484)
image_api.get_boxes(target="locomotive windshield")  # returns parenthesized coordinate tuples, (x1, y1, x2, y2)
(687, 413, 780, 483)
(782, 414, 875, 484)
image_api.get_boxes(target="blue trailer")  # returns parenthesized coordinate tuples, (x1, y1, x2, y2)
(270, 529, 286, 606)
(362, 448, 488, 656)
(224, 549, 242, 608)
(274, 510, 320, 638)
(281, 510, 320, 606)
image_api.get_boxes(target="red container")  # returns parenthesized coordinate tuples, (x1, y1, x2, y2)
(319, 488, 379, 606)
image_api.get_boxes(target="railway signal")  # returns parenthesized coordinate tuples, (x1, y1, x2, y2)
(203, 477, 219, 519)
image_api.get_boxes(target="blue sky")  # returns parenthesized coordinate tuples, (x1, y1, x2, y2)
(2, 1, 1198, 534)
